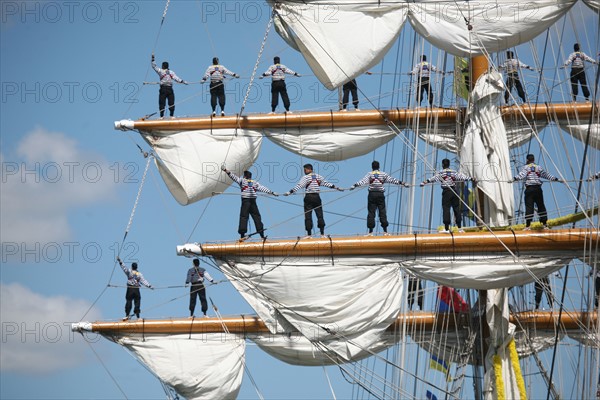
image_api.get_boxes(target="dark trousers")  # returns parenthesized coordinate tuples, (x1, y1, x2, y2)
(209, 81, 226, 112)
(408, 278, 423, 310)
(189, 283, 208, 316)
(524, 185, 547, 226)
(595, 277, 600, 307)
(342, 80, 358, 109)
(442, 187, 461, 230)
(570, 68, 590, 100)
(271, 80, 290, 112)
(534, 276, 553, 309)
(505, 73, 526, 102)
(416, 77, 433, 106)
(239, 198, 264, 238)
(125, 287, 141, 317)
(158, 86, 175, 117)
(304, 193, 325, 235)
(367, 191, 388, 231)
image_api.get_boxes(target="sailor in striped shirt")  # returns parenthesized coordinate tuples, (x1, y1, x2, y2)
(410, 55, 442, 107)
(420, 159, 474, 233)
(261, 56, 299, 113)
(223, 166, 278, 241)
(513, 154, 560, 230)
(285, 163, 343, 238)
(350, 161, 409, 235)
(562, 43, 598, 102)
(200, 57, 239, 117)
(117, 257, 153, 320)
(151, 54, 187, 118)
(185, 258, 215, 317)
(499, 51, 533, 104)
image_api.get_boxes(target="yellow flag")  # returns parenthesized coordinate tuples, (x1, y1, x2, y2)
(454, 57, 469, 100)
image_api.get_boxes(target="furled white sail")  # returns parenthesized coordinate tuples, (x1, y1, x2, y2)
(584, 0, 600, 11)
(561, 124, 600, 150)
(249, 332, 399, 366)
(140, 129, 262, 205)
(214, 257, 404, 361)
(264, 126, 397, 161)
(268, 0, 409, 89)
(408, 0, 577, 57)
(270, 0, 576, 88)
(113, 332, 245, 400)
(460, 71, 514, 226)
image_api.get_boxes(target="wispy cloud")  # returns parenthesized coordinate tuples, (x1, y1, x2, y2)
(1, 127, 118, 245)
(0, 282, 103, 374)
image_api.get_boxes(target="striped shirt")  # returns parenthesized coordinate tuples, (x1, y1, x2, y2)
(514, 163, 557, 186)
(186, 266, 214, 284)
(226, 171, 274, 199)
(426, 168, 471, 188)
(563, 52, 598, 69)
(201, 64, 236, 83)
(411, 62, 439, 78)
(120, 264, 151, 288)
(353, 170, 404, 192)
(289, 173, 335, 194)
(151, 61, 184, 86)
(500, 58, 531, 74)
(263, 64, 297, 81)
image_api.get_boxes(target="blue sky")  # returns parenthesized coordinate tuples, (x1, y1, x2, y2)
(1, 1, 598, 399)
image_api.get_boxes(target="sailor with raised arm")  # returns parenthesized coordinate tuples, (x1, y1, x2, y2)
(185, 258, 215, 318)
(350, 160, 409, 236)
(284, 163, 343, 238)
(151, 54, 188, 119)
(200, 57, 239, 117)
(261, 56, 299, 114)
(499, 50, 534, 104)
(117, 257, 153, 320)
(513, 154, 561, 230)
(222, 165, 278, 241)
(420, 159, 474, 233)
(562, 43, 599, 102)
(410, 55, 443, 107)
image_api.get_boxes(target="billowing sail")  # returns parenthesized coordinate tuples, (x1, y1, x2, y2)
(460, 71, 514, 226)
(112, 332, 245, 400)
(139, 129, 262, 205)
(561, 123, 600, 150)
(584, 0, 600, 11)
(264, 126, 397, 161)
(271, 0, 577, 88)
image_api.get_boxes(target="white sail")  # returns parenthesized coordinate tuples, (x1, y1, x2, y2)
(214, 257, 404, 361)
(460, 71, 514, 226)
(140, 129, 262, 205)
(584, 0, 600, 11)
(264, 126, 397, 161)
(113, 332, 245, 400)
(561, 123, 600, 150)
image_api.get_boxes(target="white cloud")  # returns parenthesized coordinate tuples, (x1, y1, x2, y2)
(1, 127, 117, 244)
(0, 282, 103, 374)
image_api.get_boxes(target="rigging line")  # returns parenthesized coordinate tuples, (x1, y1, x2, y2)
(84, 338, 129, 399)
(323, 365, 338, 400)
(186, 196, 214, 242)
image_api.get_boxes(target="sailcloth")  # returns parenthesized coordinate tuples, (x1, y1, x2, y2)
(140, 129, 262, 205)
(584, 0, 600, 11)
(561, 124, 600, 150)
(460, 70, 514, 226)
(114, 332, 245, 400)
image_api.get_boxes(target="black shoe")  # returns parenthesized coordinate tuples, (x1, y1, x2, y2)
(136, 313, 140, 319)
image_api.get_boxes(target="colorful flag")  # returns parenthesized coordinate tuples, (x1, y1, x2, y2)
(454, 56, 470, 100)
(426, 390, 438, 400)
(430, 355, 451, 382)
(438, 285, 470, 312)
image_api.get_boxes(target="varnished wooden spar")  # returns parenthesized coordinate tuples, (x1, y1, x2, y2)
(187, 229, 598, 258)
(74, 311, 597, 335)
(114, 103, 596, 132)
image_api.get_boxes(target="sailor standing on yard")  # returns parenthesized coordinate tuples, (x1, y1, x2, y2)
(285, 163, 343, 238)
(222, 165, 278, 241)
(513, 154, 561, 230)
(562, 43, 598, 102)
(410, 55, 443, 107)
(420, 159, 474, 233)
(350, 160, 409, 236)
(261, 56, 299, 114)
(151, 54, 188, 119)
(200, 57, 239, 117)
(499, 51, 534, 104)
(186, 258, 215, 318)
(117, 257, 153, 320)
